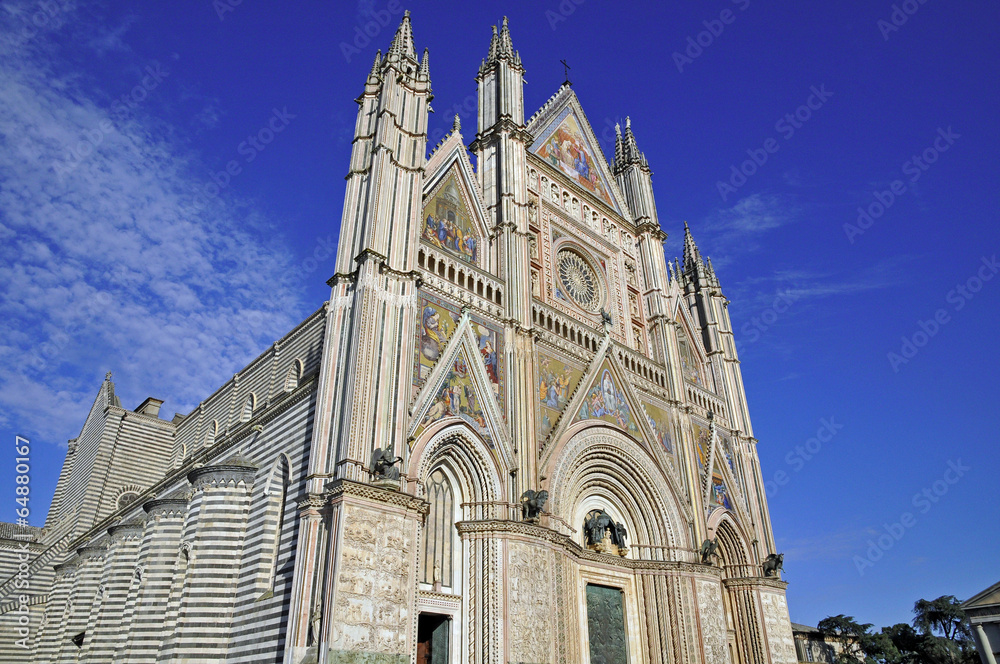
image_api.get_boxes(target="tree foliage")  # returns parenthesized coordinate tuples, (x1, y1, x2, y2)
(816, 596, 979, 664)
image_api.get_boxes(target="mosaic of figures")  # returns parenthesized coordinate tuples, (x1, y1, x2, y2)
(415, 347, 494, 447)
(710, 470, 734, 511)
(536, 352, 585, 439)
(574, 364, 640, 438)
(693, 420, 712, 480)
(421, 171, 479, 265)
(641, 400, 675, 455)
(535, 108, 616, 210)
(718, 432, 740, 490)
(414, 295, 460, 388)
(414, 294, 502, 405)
(677, 325, 705, 387)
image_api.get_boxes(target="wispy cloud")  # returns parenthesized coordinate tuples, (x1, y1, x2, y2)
(667, 193, 799, 268)
(729, 255, 913, 310)
(0, 4, 309, 444)
(703, 192, 797, 236)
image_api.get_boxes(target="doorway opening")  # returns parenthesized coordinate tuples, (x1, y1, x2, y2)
(416, 612, 450, 664)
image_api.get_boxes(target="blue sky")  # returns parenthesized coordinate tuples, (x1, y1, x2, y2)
(1, 0, 997, 632)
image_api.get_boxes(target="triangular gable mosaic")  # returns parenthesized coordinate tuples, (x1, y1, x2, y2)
(640, 399, 675, 456)
(677, 324, 706, 388)
(421, 169, 482, 266)
(709, 464, 734, 512)
(414, 293, 504, 408)
(412, 345, 496, 447)
(573, 359, 641, 439)
(533, 106, 621, 214)
(536, 351, 586, 440)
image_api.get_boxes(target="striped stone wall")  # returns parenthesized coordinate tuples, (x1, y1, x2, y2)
(3, 303, 327, 662)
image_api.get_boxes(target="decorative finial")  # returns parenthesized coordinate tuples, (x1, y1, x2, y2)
(615, 122, 621, 136)
(626, 116, 631, 129)
(560, 59, 571, 86)
(453, 114, 461, 133)
(105, 371, 113, 381)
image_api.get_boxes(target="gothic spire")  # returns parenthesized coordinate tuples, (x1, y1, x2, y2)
(419, 47, 430, 80)
(485, 16, 520, 67)
(368, 49, 382, 83)
(614, 116, 648, 173)
(683, 221, 703, 272)
(387, 10, 416, 61)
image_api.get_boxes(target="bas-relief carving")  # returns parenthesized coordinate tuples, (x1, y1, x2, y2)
(508, 542, 552, 663)
(330, 505, 414, 658)
(696, 579, 731, 664)
(761, 591, 797, 664)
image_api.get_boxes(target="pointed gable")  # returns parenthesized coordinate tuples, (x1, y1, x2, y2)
(528, 88, 626, 216)
(572, 358, 641, 438)
(412, 345, 496, 446)
(409, 303, 508, 454)
(422, 127, 488, 267)
(421, 169, 483, 265)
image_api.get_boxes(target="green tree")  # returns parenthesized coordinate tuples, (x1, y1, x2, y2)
(818, 615, 872, 663)
(881, 623, 925, 664)
(911, 596, 978, 664)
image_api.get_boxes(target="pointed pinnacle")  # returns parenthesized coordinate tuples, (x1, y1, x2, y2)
(683, 221, 703, 271)
(388, 10, 416, 59)
(419, 47, 430, 79)
(488, 25, 499, 62)
(369, 49, 382, 80)
(453, 113, 461, 133)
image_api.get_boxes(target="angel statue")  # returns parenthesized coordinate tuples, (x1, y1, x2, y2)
(370, 445, 402, 481)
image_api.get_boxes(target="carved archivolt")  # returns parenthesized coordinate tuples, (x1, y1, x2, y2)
(409, 424, 507, 515)
(546, 427, 691, 556)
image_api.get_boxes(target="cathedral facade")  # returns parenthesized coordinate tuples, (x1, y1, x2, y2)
(0, 13, 796, 664)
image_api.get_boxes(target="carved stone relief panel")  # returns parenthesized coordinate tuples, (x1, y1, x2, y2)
(508, 541, 553, 663)
(696, 578, 731, 664)
(761, 590, 797, 664)
(329, 504, 415, 659)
